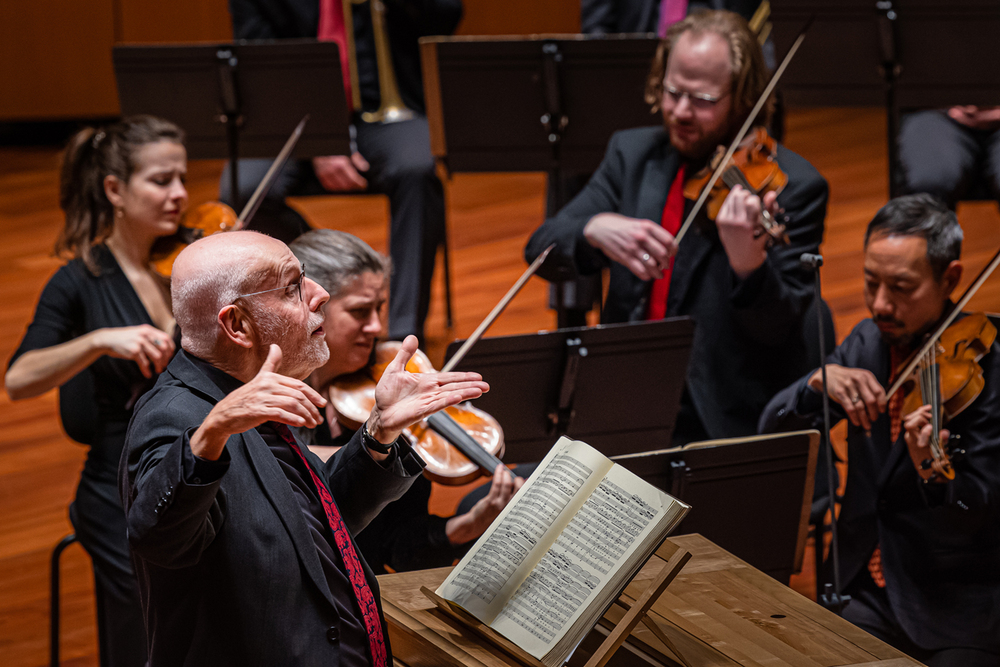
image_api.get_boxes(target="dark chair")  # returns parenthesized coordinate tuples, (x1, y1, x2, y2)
(50, 533, 80, 667)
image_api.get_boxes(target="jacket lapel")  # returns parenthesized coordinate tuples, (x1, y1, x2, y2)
(171, 352, 338, 609)
(243, 429, 338, 609)
(666, 207, 715, 315)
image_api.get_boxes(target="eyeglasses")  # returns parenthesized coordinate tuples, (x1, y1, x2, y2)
(664, 83, 728, 110)
(236, 263, 306, 303)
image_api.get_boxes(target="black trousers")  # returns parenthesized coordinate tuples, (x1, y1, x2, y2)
(221, 116, 445, 342)
(843, 573, 1000, 667)
(898, 109, 1000, 208)
(72, 475, 147, 667)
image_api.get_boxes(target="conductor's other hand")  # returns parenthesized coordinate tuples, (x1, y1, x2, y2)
(808, 363, 887, 431)
(367, 336, 489, 445)
(192, 345, 327, 460)
(583, 213, 678, 281)
(312, 153, 370, 191)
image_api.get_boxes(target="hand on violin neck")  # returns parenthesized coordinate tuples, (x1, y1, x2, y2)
(583, 213, 678, 281)
(367, 335, 490, 445)
(903, 405, 951, 482)
(716, 186, 779, 279)
(807, 364, 887, 431)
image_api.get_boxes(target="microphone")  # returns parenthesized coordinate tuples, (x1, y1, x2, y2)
(800, 253, 823, 269)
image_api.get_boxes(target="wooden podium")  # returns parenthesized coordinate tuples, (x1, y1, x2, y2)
(379, 534, 922, 667)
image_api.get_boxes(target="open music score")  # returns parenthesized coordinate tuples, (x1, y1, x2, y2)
(434, 437, 690, 667)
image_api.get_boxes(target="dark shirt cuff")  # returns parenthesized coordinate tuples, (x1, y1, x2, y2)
(730, 257, 771, 308)
(796, 381, 824, 415)
(181, 427, 231, 485)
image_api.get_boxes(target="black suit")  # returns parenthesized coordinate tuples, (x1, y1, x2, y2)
(223, 0, 462, 342)
(525, 126, 827, 442)
(759, 319, 1000, 658)
(119, 351, 422, 665)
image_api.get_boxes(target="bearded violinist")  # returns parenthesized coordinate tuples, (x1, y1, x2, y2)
(525, 9, 827, 445)
(760, 194, 1000, 666)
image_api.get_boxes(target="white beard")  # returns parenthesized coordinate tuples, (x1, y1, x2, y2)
(253, 305, 330, 379)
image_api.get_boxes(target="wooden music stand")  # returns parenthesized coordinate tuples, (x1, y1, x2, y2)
(379, 534, 922, 667)
(421, 539, 692, 667)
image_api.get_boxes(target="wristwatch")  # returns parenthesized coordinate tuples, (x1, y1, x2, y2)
(361, 423, 392, 455)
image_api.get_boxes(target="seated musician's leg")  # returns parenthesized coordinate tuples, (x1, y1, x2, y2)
(356, 117, 444, 344)
(219, 158, 319, 244)
(898, 110, 979, 209)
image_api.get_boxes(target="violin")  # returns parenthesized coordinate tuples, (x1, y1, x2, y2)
(149, 116, 308, 276)
(329, 341, 507, 486)
(682, 127, 790, 246)
(888, 246, 1000, 480)
(326, 245, 555, 485)
(151, 201, 240, 276)
(672, 20, 812, 248)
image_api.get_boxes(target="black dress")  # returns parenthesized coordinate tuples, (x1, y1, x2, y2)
(10, 246, 172, 667)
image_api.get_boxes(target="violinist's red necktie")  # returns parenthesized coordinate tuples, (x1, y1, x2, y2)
(647, 164, 686, 321)
(318, 0, 355, 111)
(272, 423, 387, 667)
(867, 348, 907, 589)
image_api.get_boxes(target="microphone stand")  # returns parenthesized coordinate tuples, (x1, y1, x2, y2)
(800, 252, 850, 615)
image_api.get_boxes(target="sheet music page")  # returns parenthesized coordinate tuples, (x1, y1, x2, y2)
(436, 437, 613, 623)
(490, 462, 681, 659)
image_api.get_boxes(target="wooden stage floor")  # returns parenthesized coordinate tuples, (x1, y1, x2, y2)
(1, 108, 998, 666)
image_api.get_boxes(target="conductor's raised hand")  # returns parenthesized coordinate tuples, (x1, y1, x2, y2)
(191, 345, 327, 460)
(583, 213, 678, 281)
(367, 336, 489, 445)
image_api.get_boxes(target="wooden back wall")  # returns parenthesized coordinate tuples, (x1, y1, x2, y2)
(0, 0, 580, 121)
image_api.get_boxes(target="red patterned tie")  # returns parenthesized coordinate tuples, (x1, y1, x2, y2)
(317, 0, 355, 111)
(272, 423, 387, 667)
(647, 164, 686, 321)
(867, 347, 906, 589)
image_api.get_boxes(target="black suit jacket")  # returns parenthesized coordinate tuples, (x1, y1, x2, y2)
(229, 0, 462, 114)
(525, 126, 827, 439)
(759, 319, 1000, 652)
(119, 351, 423, 666)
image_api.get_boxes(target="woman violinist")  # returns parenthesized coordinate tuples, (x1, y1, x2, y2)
(5, 116, 186, 666)
(288, 229, 523, 573)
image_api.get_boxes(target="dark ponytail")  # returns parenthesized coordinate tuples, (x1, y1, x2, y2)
(55, 115, 185, 273)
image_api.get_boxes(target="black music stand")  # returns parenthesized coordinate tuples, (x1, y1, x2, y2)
(113, 40, 351, 211)
(420, 35, 660, 325)
(443, 317, 694, 463)
(613, 430, 819, 583)
(770, 0, 1000, 196)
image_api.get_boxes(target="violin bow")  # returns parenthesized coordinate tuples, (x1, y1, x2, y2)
(236, 114, 310, 228)
(886, 245, 1000, 399)
(674, 15, 814, 245)
(441, 244, 555, 373)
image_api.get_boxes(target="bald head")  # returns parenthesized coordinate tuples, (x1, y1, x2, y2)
(172, 231, 287, 358)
